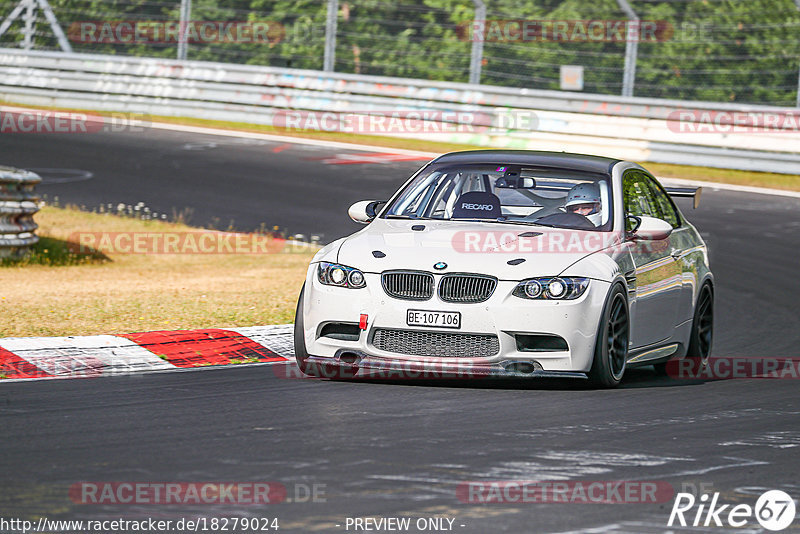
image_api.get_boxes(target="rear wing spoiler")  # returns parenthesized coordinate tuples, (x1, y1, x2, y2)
(665, 186, 702, 209)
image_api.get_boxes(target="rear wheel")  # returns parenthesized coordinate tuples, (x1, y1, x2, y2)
(589, 284, 629, 388)
(653, 282, 713, 376)
(686, 283, 714, 366)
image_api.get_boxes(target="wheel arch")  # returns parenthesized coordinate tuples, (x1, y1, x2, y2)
(697, 273, 715, 305)
(588, 280, 630, 387)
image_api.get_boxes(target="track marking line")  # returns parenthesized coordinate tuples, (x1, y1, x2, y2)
(318, 152, 432, 165)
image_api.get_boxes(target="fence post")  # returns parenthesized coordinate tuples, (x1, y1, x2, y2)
(796, 64, 800, 108)
(22, 0, 35, 50)
(323, 0, 338, 71)
(795, 0, 800, 106)
(36, 0, 72, 52)
(616, 0, 639, 97)
(469, 0, 486, 85)
(0, 0, 73, 53)
(177, 0, 191, 60)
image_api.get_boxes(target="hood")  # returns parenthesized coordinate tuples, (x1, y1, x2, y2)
(335, 218, 622, 280)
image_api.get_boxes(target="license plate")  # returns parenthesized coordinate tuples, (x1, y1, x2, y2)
(406, 309, 461, 329)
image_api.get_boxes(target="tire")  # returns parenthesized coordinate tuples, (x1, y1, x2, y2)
(589, 284, 630, 388)
(293, 284, 314, 376)
(652, 282, 713, 376)
(293, 284, 356, 379)
(685, 283, 714, 367)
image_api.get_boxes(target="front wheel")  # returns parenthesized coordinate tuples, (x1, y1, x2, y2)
(293, 284, 314, 375)
(589, 284, 629, 388)
(293, 285, 356, 379)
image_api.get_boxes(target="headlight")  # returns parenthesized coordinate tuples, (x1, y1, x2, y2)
(317, 262, 367, 289)
(523, 279, 542, 298)
(513, 277, 589, 300)
(348, 269, 365, 287)
(547, 278, 566, 298)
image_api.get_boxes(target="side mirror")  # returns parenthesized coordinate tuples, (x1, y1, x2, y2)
(632, 215, 673, 241)
(348, 200, 384, 224)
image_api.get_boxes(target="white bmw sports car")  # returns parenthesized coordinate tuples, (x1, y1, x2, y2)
(294, 150, 713, 387)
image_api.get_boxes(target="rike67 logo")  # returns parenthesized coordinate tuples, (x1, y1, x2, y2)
(668, 490, 796, 531)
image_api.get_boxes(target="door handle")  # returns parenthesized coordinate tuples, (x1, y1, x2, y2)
(670, 249, 683, 260)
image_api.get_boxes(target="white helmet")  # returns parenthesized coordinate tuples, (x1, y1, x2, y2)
(565, 183, 602, 226)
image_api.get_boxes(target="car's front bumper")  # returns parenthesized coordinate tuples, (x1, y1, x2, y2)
(301, 266, 611, 375)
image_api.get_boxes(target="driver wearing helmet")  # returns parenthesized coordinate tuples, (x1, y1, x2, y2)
(564, 183, 602, 226)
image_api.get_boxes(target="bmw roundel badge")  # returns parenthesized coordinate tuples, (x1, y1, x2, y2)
(434, 262, 447, 270)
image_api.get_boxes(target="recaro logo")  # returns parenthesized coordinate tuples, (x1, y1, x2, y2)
(461, 203, 495, 211)
(668, 490, 796, 530)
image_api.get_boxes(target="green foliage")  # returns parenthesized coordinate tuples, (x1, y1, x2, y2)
(1, 237, 107, 267)
(1, 0, 798, 105)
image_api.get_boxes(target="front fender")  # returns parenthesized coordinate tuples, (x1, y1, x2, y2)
(312, 237, 347, 264)
(559, 247, 631, 283)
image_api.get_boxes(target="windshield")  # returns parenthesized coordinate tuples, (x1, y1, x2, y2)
(384, 163, 613, 231)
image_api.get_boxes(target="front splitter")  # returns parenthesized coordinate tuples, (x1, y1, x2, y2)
(302, 352, 588, 380)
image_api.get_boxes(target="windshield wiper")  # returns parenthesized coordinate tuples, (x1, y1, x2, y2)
(518, 221, 558, 228)
(443, 217, 549, 227)
(388, 215, 563, 228)
(476, 217, 553, 227)
(386, 215, 442, 222)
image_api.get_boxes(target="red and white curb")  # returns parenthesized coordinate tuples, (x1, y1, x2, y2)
(0, 325, 294, 381)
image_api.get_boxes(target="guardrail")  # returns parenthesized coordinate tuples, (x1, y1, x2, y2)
(0, 165, 40, 258)
(1, 48, 799, 174)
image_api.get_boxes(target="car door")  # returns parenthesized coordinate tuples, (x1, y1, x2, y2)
(643, 174, 696, 326)
(622, 170, 683, 348)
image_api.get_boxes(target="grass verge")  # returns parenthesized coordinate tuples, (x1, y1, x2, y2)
(0, 206, 314, 337)
(4, 100, 800, 192)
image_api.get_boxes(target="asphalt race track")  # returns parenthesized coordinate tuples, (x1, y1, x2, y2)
(0, 127, 424, 241)
(2, 127, 800, 533)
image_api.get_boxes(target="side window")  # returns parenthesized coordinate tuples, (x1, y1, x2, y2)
(623, 171, 659, 230)
(646, 178, 681, 228)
